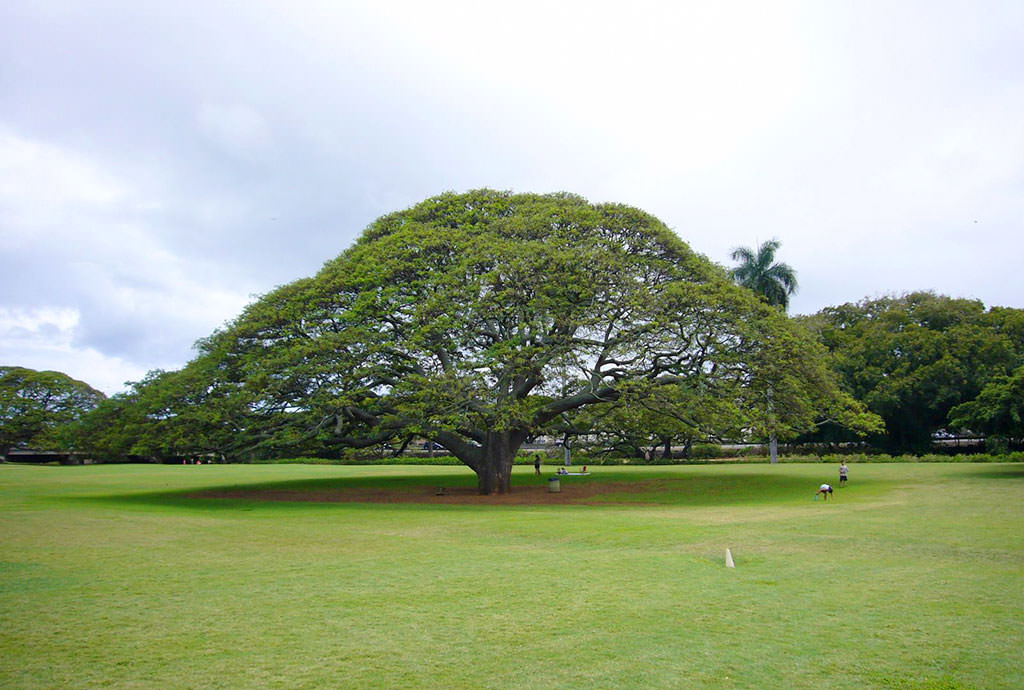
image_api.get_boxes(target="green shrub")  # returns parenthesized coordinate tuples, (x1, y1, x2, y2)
(985, 436, 1010, 455)
(688, 444, 732, 459)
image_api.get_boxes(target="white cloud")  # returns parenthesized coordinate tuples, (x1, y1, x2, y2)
(0, 307, 79, 343)
(0, 130, 256, 393)
(0, 130, 128, 246)
(0, 130, 125, 207)
(196, 103, 273, 160)
(0, 307, 146, 395)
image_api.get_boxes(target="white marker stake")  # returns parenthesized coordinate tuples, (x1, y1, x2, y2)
(725, 548, 735, 568)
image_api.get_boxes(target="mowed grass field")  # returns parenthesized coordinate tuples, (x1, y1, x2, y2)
(1, 462, 1021, 689)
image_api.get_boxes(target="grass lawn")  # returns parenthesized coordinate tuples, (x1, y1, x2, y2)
(1, 461, 1021, 689)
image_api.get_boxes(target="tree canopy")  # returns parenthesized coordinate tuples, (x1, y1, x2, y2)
(0, 366, 106, 456)
(799, 292, 1024, 451)
(948, 365, 1024, 443)
(79, 191, 873, 491)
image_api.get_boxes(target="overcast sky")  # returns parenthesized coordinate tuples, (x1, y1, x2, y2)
(2, 1, 1022, 395)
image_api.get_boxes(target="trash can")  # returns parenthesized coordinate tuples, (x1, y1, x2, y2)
(548, 477, 561, 493)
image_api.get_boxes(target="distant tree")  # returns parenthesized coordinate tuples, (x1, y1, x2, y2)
(948, 366, 1024, 445)
(128, 190, 864, 492)
(799, 293, 1024, 452)
(0, 366, 106, 456)
(729, 239, 799, 310)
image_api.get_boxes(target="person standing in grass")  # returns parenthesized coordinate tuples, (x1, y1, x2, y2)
(816, 483, 834, 500)
(534, 454, 542, 476)
(839, 461, 848, 487)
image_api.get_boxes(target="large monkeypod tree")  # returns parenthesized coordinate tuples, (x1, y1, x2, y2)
(200, 190, 861, 493)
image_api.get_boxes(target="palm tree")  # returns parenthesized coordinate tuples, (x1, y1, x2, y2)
(729, 239, 798, 463)
(729, 239, 798, 311)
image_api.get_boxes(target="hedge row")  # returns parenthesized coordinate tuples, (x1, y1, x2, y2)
(263, 451, 1024, 466)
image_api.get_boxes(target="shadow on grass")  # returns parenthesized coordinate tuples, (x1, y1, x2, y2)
(579, 471, 849, 506)
(75, 467, 886, 510)
(957, 464, 1024, 480)
(79, 472, 478, 512)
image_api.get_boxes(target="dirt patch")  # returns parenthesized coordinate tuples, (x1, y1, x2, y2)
(192, 479, 660, 506)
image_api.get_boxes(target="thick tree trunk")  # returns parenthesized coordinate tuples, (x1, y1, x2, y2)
(769, 434, 778, 464)
(474, 430, 522, 495)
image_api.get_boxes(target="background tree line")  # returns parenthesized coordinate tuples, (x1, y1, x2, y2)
(797, 292, 1024, 453)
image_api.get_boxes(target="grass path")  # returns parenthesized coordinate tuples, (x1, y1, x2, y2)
(1, 462, 1021, 689)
